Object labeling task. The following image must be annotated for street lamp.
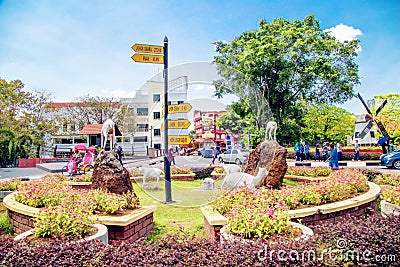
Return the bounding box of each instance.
[149,125,153,148]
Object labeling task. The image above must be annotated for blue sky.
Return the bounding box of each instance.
[0,0,399,114]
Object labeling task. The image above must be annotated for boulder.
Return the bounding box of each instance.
[242,140,287,189]
[91,150,133,194]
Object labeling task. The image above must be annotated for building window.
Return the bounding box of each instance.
[153,112,161,119]
[134,136,147,142]
[137,108,148,116]
[154,129,161,136]
[137,124,148,132]
[154,143,161,149]
[153,94,161,102]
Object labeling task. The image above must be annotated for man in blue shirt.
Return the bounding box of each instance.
[326,143,339,169]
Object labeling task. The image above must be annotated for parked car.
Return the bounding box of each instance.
[218,149,249,165]
[199,148,213,158]
[380,149,400,169]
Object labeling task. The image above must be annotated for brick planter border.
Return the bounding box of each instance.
[3,193,155,243]
[201,182,380,241]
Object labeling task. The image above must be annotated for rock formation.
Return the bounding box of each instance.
[91,150,133,194]
[242,140,287,189]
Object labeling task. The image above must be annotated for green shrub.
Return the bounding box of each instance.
[0,213,13,234]
[381,185,400,206]
[0,179,21,191]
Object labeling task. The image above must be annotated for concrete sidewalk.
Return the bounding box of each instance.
[287,160,381,167]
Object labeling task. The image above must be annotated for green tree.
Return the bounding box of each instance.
[371,94,400,144]
[213,15,360,144]
[60,95,135,135]
[0,78,55,164]
[302,103,354,143]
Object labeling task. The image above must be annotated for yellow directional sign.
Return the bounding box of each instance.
[168,135,191,145]
[161,120,191,131]
[168,103,192,114]
[131,44,164,54]
[131,53,164,64]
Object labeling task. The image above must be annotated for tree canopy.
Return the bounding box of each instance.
[58,95,136,135]
[213,15,360,144]
[0,78,55,166]
[372,94,400,144]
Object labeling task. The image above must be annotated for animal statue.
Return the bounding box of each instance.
[138,166,164,186]
[220,167,268,191]
[265,121,278,141]
[220,163,241,175]
[101,119,115,150]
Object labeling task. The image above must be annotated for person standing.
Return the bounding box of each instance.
[322,142,329,162]
[336,142,343,161]
[388,140,394,153]
[294,142,301,161]
[116,145,123,166]
[315,142,321,161]
[211,146,220,165]
[326,143,339,169]
[168,148,176,165]
[299,142,305,161]
[305,142,310,160]
[353,139,361,161]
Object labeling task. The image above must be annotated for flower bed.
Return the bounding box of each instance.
[3,174,155,243]
[203,169,380,241]
[380,184,400,217]
[286,166,332,177]
[0,179,22,201]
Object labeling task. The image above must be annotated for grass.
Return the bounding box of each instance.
[0,204,13,235]
[132,178,226,239]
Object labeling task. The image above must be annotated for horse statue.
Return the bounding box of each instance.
[101,119,115,150]
[265,121,278,141]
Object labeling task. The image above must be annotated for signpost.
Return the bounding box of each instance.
[168,103,192,114]
[131,54,164,64]
[168,135,191,145]
[131,38,173,203]
[131,44,164,54]
[161,119,191,131]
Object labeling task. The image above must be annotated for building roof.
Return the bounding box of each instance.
[50,102,120,109]
[79,124,122,136]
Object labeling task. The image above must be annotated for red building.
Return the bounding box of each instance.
[193,110,230,151]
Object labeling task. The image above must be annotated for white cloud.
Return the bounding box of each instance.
[324,23,363,52]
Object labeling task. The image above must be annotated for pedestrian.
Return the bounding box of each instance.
[294,142,301,161]
[353,139,361,161]
[388,140,394,153]
[211,146,220,165]
[168,148,176,165]
[315,142,321,161]
[322,142,329,161]
[305,142,310,160]
[326,143,339,169]
[300,142,305,161]
[116,145,123,166]
[336,142,343,161]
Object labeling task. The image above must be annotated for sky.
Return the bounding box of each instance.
[0,0,399,114]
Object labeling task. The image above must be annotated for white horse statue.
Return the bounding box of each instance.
[265,121,278,141]
[101,119,115,150]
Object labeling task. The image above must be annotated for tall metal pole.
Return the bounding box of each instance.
[163,36,172,203]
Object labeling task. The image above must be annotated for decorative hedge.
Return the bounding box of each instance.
[0,215,398,266]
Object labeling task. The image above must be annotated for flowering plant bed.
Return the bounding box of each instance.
[3,174,154,242]
[373,173,400,186]
[205,169,376,241]
[286,166,332,177]
[381,184,400,206]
